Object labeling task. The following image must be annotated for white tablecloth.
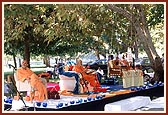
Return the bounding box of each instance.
[9,95,88,111]
[104,96,151,111]
[145,97,165,109]
[122,70,144,88]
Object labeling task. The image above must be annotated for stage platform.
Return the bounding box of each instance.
[4,84,164,111]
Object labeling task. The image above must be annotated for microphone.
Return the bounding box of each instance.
[8,64,16,70]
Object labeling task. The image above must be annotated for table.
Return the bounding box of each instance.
[27,85,164,111]
[4,85,164,111]
[122,70,144,88]
[104,96,151,111]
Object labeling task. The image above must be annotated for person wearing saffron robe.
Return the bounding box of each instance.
[73,58,100,88]
[16,60,48,102]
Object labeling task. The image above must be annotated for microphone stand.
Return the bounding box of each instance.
[8,64,16,71]
[9,65,28,111]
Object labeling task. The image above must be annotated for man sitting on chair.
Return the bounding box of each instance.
[73,58,100,88]
[16,60,48,102]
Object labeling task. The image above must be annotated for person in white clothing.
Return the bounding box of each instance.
[97,67,104,76]
[96,67,104,83]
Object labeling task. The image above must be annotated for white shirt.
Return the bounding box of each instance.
[97,69,104,76]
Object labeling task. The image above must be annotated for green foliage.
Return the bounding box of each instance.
[4,4,164,59]
[147,4,164,27]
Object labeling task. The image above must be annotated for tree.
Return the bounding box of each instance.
[4,4,100,66]
[42,4,133,58]
[107,4,164,83]
[4,4,45,67]
[4,3,164,83]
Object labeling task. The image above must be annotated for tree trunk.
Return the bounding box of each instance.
[133,5,164,83]
[107,4,164,83]
[12,54,17,68]
[44,56,50,67]
[19,58,21,67]
[24,37,30,68]
[150,56,164,84]
[95,47,100,60]
[133,40,139,59]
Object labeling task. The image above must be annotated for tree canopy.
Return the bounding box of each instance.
[4,3,164,62]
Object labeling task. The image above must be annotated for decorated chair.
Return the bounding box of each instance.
[59,74,76,92]
[109,67,122,77]
[58,73,94,94]
[14,73,47,100]
[14,73,31,99]
[108,60,122,77]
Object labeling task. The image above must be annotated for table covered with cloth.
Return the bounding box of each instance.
[122,70,144,88]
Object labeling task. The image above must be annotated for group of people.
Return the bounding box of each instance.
[108,54,134,70]
[14,53,136,102]
[15,58,102,102]
[56,58,101,94]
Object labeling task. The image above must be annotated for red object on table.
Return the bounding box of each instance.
[47,82,60,91]
[47,83,60,99]
[93,87,107,93]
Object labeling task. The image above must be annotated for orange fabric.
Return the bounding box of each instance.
[16,67,34,82]
[29,74,48,102]
[16,67,48,102]
[109,90,133,95]
[113,60,120,68]
[24,96,31,101]
[38,72,50,78]
[120,59,129,66]
[73,65,100,87]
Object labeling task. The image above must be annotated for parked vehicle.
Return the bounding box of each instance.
[143,67,154,82]
[135,57,152,70]
[86,59,108,76]
[135,57,154,81]
[87,57,154,82]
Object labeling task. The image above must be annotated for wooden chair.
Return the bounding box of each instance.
[108,60,122,77]
[108,59,129,77]
[109,67,122,77]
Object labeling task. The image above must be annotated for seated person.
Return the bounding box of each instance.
[108,55,114,69]
[108,55,120,69]
[96,67,104,83]
[108,55,122,77]
[4,75,15,97]
[16,60,48,102]
[73,58,100,89]
[113,56,121,68]
[120,54,129,69]
[56,63,80,94]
